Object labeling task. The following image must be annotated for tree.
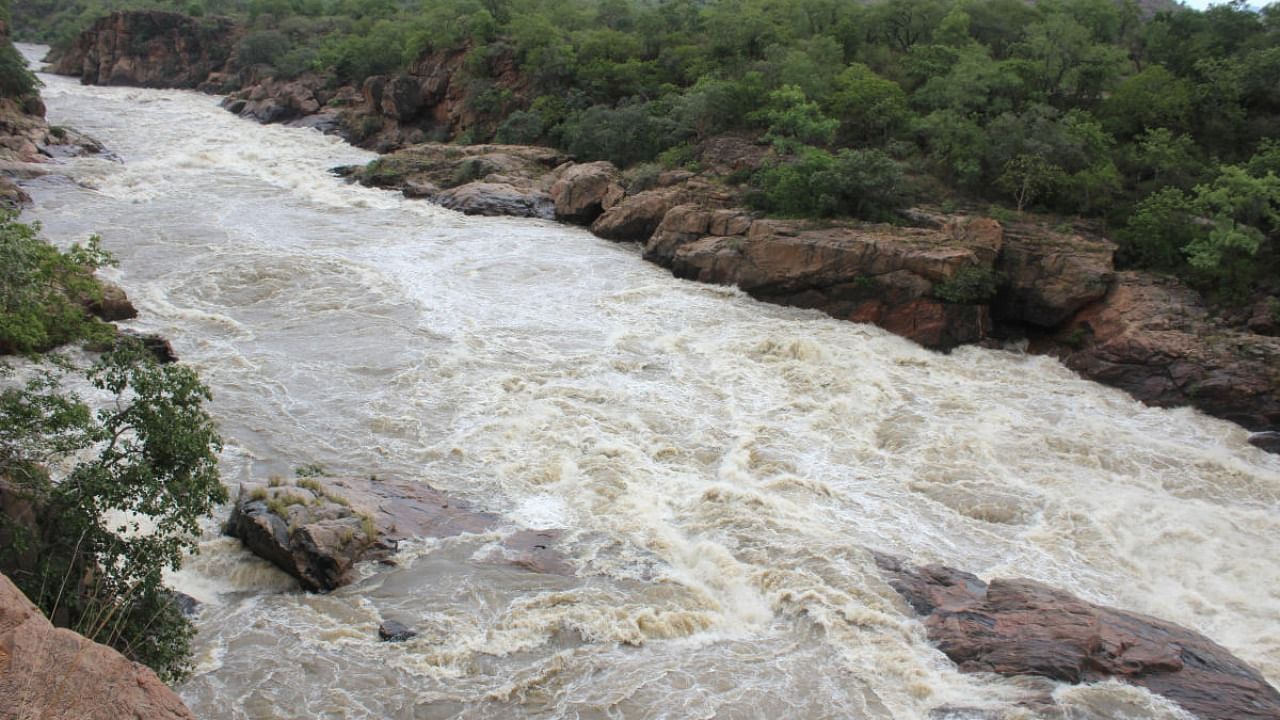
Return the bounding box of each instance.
[998,154,1062,211]
[0,343,225,683]
[0,215,225,682]
[0,212,114,355]
[754,84,839,152]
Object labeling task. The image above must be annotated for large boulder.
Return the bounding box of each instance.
[591,187,683,242]
[0,573,196,720]
[50,11,239,89]
[874,554,1280,720]
[1046,272,1280,433]
[995,224,1115,328]
[548,161,624,224]
[224,476,571,592]
[435,181,554,219]
[666,215,1002,349]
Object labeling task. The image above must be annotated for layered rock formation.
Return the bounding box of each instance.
[873,554,1280,720]
[50,11,239,89]
[1042,272,1280,433]
[0,573,195,720]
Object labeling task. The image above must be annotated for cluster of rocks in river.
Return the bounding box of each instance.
[223,475,571,592]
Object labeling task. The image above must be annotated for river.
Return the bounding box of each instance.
[18,45,1280,720]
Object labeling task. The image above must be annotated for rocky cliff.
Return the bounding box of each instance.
[48,12,1280,449]
[341,142,1280,447]
[0,573,196,720]
[50,10,239,89]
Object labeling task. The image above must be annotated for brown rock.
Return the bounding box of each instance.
[591,188,681,242]
[668,218,998,349]
[549,161,623,223]
[1048,272,1280,432]
[379,75,422,120]
[0,572,196,720]
[51,11,239,89]
[436,181,554,219]
[87,281,137,321]
[643,203,716,265]
[996,224,1115,328]
[874,554,1280,720]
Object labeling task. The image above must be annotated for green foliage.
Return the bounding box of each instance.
[933,265,1004,304]
[0,213,116,355]
[0,37,38,98]
[0,343,224,682]
[494,109,543,144]
[750,146,906,220]
[754,85,838,152]
[997,154,1062,212]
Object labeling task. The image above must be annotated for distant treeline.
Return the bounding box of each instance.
[14,0,1280,304]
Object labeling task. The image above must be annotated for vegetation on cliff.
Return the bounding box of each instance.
[20,0,1280,308]
[0,212,226,682]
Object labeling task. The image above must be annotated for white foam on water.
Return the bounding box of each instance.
[18,45,1280,720]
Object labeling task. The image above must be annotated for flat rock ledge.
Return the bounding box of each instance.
[224,475,570,592]
[873,553,1280,720]
[0,572,195,720]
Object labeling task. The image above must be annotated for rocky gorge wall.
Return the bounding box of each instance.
[44,10,1280,452]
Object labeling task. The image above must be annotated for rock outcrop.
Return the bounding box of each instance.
[547,161,624,224]
[0,573,196,720]
[225,475,570,592]
[1041,272,1280,432]
[873,554,1280,720]
[658,214,1001,349]
[51,11,239,89]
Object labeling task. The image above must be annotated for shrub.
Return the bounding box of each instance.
[494,110,544,145]
[0,213,115,355]
[0,342,225,682]
[933,266,1005,304]
[749,147,907,221]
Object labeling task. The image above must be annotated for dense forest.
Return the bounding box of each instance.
[12,0,1280,306]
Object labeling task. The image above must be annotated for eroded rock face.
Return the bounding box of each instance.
[663,215,1000,349]
[548,161,624,224]
[995,224,1115,328]
[0,573,196,720]
[1045,272,1280,433]
[51,11,239,89]
[873,554,1280,720]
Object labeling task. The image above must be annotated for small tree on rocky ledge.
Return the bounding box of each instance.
[1,344,225,681]
[1,212,226,682]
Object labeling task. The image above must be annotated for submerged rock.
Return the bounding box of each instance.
[378,620,417,642]
[874,553,1280,720]
[0,572,196,720]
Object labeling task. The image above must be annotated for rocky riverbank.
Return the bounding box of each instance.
[0,573,195,720]
[44,10,1280,447]
[55,11,1274,445]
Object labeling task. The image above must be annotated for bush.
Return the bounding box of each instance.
[749,147,907,220]
[0,342,225,682]
[493,110,543,145]
[0,40,38,99]
[933,266,1005,304]
[237,29,291,68]
[0,213,115,355]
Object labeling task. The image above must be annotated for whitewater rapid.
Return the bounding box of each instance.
[19,45,1279,720]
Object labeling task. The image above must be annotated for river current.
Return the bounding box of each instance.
[18,45,1280,720]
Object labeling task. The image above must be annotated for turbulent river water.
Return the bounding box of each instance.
[18,45,1280,720]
